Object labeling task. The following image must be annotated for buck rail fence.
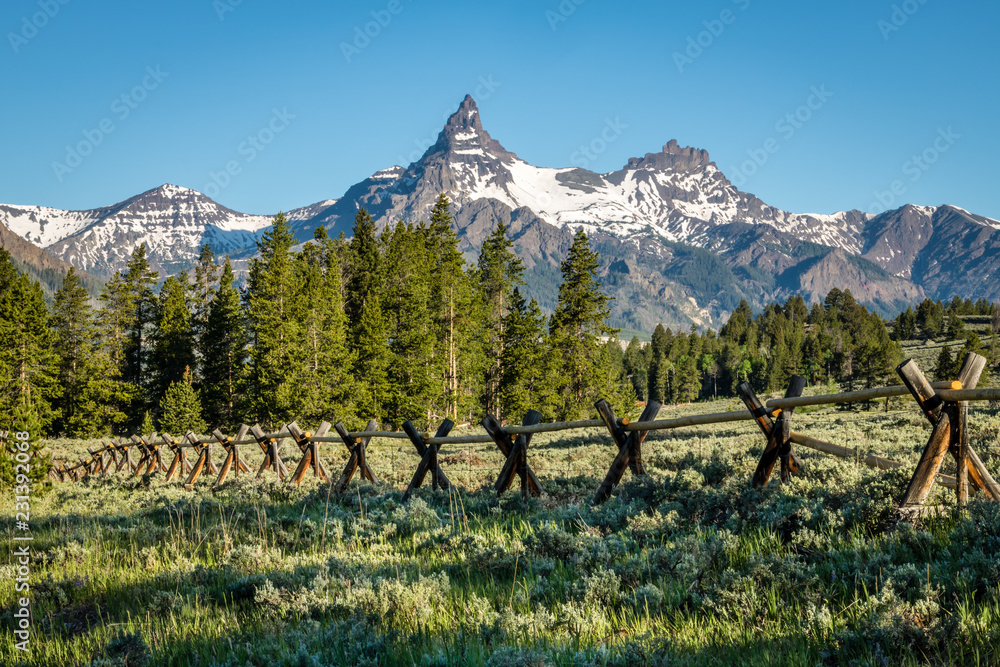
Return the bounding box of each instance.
[29,352,1000,514]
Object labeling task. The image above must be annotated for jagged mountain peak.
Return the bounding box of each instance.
[622,139,714,173]
[420,95,512,164]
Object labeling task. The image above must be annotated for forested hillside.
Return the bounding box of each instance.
[2,194,998,440]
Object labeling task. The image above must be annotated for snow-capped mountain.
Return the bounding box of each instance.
[296,95,871,254]
[0,184,330,278]
[2,95,999,330]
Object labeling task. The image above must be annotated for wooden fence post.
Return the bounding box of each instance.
[213,426,250,485]
[483,411,544,498]
[162,434,190,482]
[488,411,543,499]
[897,354,1000,511]
[333,420,379,494]
[737,376,807,488]
[184,432,210,489]
[402,419,454,501]
[592,399,663,505]
[288,422,332,484]
[251,425,290,479]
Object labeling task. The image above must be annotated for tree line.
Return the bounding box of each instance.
[4,194,1000,448]
[0,195,630,440]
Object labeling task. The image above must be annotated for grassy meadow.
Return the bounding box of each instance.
[5,372,1000,665]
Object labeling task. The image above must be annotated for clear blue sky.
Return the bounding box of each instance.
[1,0,997,219]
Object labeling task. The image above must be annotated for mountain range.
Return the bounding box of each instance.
[3,95,999,331]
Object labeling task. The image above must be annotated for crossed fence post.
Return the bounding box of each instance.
[897,353,1000,513]
[333,420,379,494]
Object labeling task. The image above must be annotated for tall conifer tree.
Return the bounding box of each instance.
[245,213,302,427]
[549,228,616,418]
[201,258,249,429]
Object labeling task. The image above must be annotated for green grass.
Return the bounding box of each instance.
[5,398,1000,666]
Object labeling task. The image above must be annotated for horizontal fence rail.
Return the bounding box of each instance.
[28,353,1000,512]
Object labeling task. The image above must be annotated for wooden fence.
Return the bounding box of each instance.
[26,352,1000,513]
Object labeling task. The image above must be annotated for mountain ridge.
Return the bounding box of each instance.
[2,95,997,330]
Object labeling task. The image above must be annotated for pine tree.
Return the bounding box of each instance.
[476,221,525,417]
[245,213,302,427]
[426,194,478,421]
[151,274,196,405]
[345,207,382,328]
[140,410,155,435]
[647,324,669,403]
[382,223,435,426]
[0,397,52,490]
[90,272,141,436]
[50,268,95,434]
[947,313,966,340]
[121,244,159,394]
[296,227,355,424]
[346,209,390,421]
[0,250,59,432]
[192,243,220,380]
[935,345,956,382]
[499,289,557,421]
[201,258,250,430]
[894,306,917,341]
[623,336,649,400]
[549,228,616,418]
[158,368,207,435]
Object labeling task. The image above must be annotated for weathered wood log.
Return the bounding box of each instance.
[333,420,379,493]
[287,422,332,484]
[955,401,969,506]
[898,353,992,508]
[493,410,543,497]
[484,411,544,496]
[739,377,806,488]
[287,422,331,481]
[592,399,663,505]
[937,388,1000,402]
[162,434,192,482]
[251,424,288,479]
[402,420,454,501]
[898,359,945,424]
[900,409,954,507]
[965,446,1000,501]
[183,432,210,489]
[765,381,961,409]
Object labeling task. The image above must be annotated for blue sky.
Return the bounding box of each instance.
[1,0,997,219]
